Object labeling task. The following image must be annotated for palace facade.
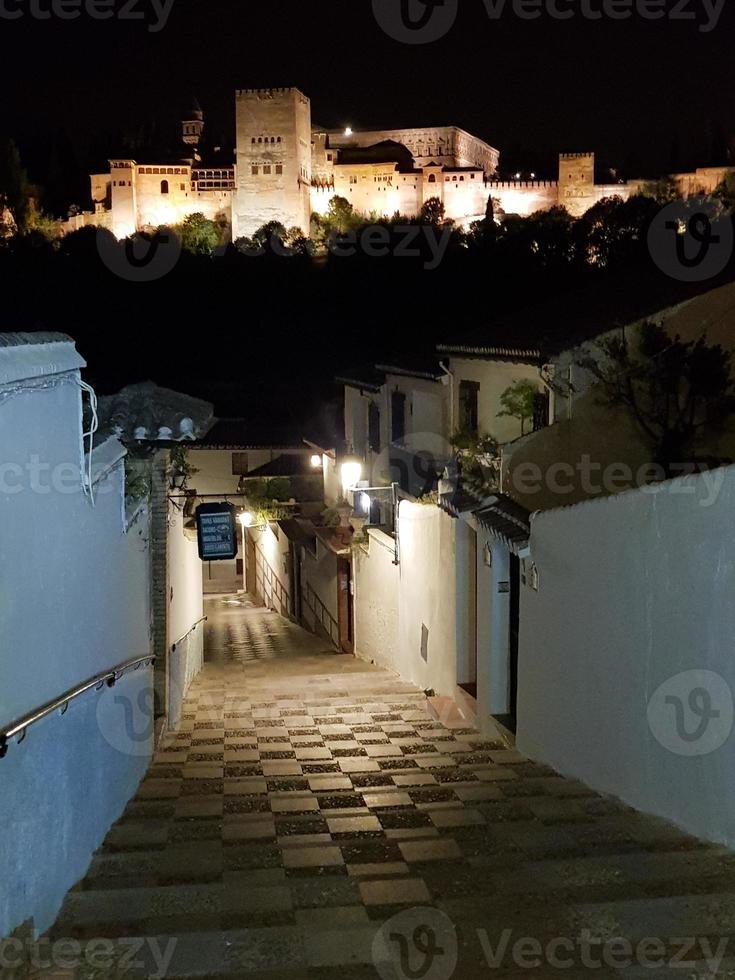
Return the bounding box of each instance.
[62,87,734,240]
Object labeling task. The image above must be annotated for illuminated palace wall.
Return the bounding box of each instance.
[62,89,735,239]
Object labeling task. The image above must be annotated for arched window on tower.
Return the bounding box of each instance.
[161,180,169,195]
[428,174,436,183]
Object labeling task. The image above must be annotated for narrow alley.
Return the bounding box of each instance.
[48,596,735,979]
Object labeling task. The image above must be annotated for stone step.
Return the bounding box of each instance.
[57,923,389,976]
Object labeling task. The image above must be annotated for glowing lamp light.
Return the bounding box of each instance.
[340,457,363,494]
[344,127,353,137]
[239,511,253,528]
[310,454,322,469]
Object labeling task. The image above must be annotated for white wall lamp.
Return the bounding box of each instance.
[340,455,364,496]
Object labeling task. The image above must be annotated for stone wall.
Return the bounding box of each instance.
[234,88,312,238]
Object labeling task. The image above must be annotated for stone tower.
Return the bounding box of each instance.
[182,98,204,162]
[234,87,312,239]
[558,152,596,217]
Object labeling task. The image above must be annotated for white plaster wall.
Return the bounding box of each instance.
[449,358,543,443]
[518,466,735,847]
[395,502,457,696]
[190,448,287,498]
[0,371,152,938]
[167,501,204,727]
[353,529,399,668]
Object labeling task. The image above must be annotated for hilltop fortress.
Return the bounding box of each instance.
[64,87,734,240]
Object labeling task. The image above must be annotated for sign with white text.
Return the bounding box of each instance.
[196,503,238,561]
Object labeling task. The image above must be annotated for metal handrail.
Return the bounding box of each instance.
[0,654,156,759]
[302,583,340,648]
[255,546,290,618]
[171,617,207,652]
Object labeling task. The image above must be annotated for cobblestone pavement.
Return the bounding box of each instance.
[50,597,735,978]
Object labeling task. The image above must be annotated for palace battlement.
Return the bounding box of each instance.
[488,180,558,189]
[560,152,594,160]
[236,87,309,101]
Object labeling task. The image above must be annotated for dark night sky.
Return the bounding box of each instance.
[3,0,735,183]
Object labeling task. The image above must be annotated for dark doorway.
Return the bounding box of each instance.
[508,553,521,731]
[458,526,478,700]
[337,557,354,654]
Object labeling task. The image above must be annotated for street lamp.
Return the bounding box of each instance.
[340,456,363,495]
[310,454,322,469]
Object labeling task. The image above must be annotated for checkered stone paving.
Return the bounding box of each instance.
[48,599,735,978]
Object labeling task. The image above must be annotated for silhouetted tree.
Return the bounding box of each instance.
[579,322,735,474]
[418,196,445,226]
[0,138,32,232]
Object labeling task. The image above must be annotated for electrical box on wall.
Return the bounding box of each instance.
[196,502,238,561]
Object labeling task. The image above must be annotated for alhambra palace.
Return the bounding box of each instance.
[63,86,734,239]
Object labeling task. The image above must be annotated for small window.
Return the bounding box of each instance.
[161,180,169,194]
[428,174,436,183]
[391,391,406,444]
[232,453,249,476]
[252,166,259,175]
[275,164,283,175]
[459,380,480,435]
[263,165,271,175]
[368,402,381,454]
